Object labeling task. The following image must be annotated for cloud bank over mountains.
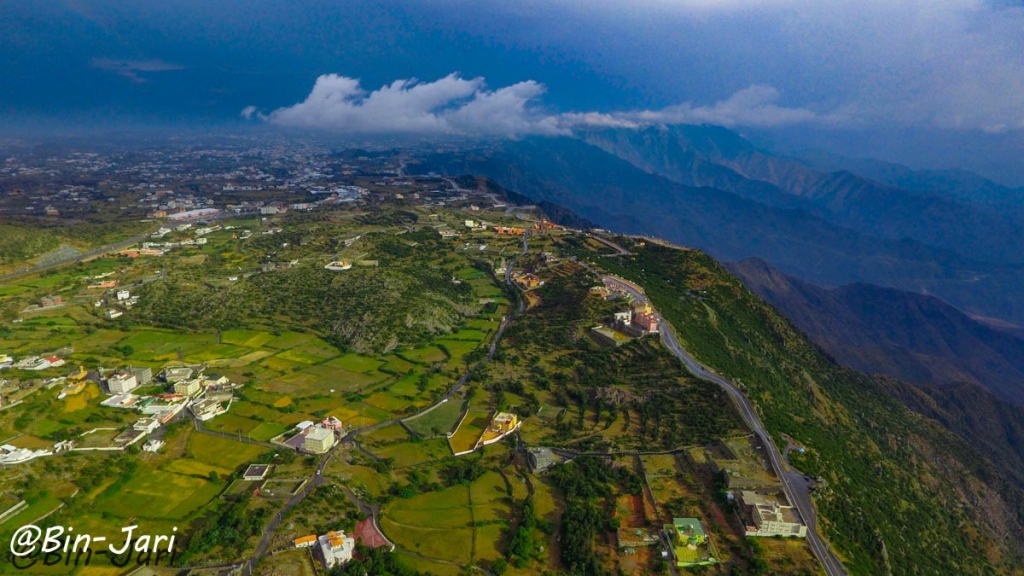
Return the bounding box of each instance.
[254,74,834,136]
[260,74,564,136]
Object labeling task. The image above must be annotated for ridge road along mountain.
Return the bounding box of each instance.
[600,274,848,576]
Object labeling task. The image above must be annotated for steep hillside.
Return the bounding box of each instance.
[880,380,1024,489]
[728,258,1024,405]
[590,241,1024,575]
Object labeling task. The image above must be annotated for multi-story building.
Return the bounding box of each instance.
[132,366,153,385]
[317,531,355,569]
[303,426,336,454]
[173,379,202,397]
[740,491,808,538]
[107,371,138,394]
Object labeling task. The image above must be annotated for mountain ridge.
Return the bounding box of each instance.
[727,257,1024,405]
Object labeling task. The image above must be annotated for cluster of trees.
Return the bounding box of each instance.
[441,457,486,486]
[501,494,552,570]
[547,457,642,575]
[386,468,444,499]
[177,493,270,565]
[73,454,138,493]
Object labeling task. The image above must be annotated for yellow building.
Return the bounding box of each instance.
[491,412,519,434]
[62,380,87,396]
[68,365,88,382]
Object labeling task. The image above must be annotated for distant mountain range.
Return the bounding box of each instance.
[800,151,1024,213]
[416,126,1024,330]
[728,257,1024,405]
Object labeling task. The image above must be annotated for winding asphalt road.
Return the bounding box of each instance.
[601,274,847,576]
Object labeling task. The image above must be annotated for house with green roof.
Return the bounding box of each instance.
[663,517,717,567]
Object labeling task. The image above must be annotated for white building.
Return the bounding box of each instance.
[116,290,131,301]
[740,491,807,538]
[142,439,164,452]
[173,379,202,397]
[317,531,355,569]
[107,371,138,394]
[133,418,160,434]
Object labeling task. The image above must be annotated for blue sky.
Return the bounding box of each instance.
[4,1,1024,182]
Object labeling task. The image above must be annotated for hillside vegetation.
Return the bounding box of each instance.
[595,241,1024,575]
[132,228,478,354]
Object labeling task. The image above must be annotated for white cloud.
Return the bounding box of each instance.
[261,73,565,136]
[558,85,844,130]
[624,85,835,128]
[257,74,840,136]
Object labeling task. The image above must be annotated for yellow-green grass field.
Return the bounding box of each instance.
[331,353,385,373]
[404,399,464,437]
[381,478,514,566]
[336,464,392,498]
[361,423,411,446]
[380,355,416,373]
[221,329,277,348]
[264,331,314,350]
[388,373,428,397]
[394,552,463,576]
[473,523,506,562]
[203,413,289,443]
[256,548,318,576]
[93,466,222,520]
[188,434,268,469]
[448,410,490,454]
[162,458,235,479]
[363,390,423,414]
[373,439,451,468]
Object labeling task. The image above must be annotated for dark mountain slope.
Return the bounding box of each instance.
[418,137,1024,326]
[880,379,1024,489]
[728,257,1024,405]
[582,125,1024,264]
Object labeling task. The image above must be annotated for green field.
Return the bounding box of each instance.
[400,345,447,364]
[382,486,475,564]
[448,410,490,454]
[203,412,287,442]
[188,433,267,470]
[221,329,276,348]
[361,423,411,446]
[373,438,451,468]
[264,331,313,350]
[395,552,463,576]
[380,355,416,373]
[94,466,220,520]
[332,353,384,373]
[163,458,235,478]
[405,399,465,437]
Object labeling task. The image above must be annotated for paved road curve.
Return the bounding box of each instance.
[601,274,848,576]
